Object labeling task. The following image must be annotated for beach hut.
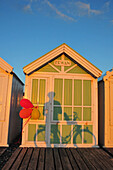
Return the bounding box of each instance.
[0,57,24,146]
[98,69,113,147]
[22,43,102,147]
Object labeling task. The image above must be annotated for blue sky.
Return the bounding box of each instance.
[0,0,113,83]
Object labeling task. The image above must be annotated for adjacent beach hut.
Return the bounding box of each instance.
[0,57,24,146]
[98,69,113,147]
[22,43,102,147]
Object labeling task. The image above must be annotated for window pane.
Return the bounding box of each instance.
[50,125,60,144]
[28,124,36,141]
[64,107,72,121]
[62,125,71,144]
[74,80,82,106]
[83,108,91,121]
[73,107,82,121]
[73,125,82,144]
[31,79,38,104]
[38,106,45,120]
[39,79,46,104]
[84,125,93,144]
[53,107,62,120]
[64,79,72,105]
[37,125,45,141]
[54,79,63,105]
[83,80,91,106]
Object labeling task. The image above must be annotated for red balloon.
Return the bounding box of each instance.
[20,99,34,108]
[19,108,32,118]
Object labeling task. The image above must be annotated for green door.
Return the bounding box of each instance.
[50,78,94,147]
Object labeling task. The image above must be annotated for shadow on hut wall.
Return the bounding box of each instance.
[34,91,96,147]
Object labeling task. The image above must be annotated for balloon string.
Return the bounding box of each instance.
[14,115,32,145]
[22,115,32,133]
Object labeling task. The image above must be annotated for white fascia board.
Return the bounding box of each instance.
[23,44,102,78]
[0,57,13,73]
[103,70,113,81]
[23,47,64,74]
[64,46,102,77]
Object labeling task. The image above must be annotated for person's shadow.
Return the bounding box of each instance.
[34,91,62,147]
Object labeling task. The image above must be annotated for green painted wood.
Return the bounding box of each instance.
[64,79,72,105]
[74,80,82,106]
[37,125,45,141]
[64,55,75,71]
[73,125,82,144]
[83,80,91,106]
[39,79,46,104]
[51,56,62,71]
[50,125,60,144]
[28,124,36,141]
[64,107,72,121]
[62,125,71,144]
[37,64,58,72]
[67,66,88,74]
[53,107,62,120]
[54,79,63,105]
[84,125,93,144]
[83,108,91,121]
[38,106,44,120]
[31,79,38,104]
[73,107,82,121]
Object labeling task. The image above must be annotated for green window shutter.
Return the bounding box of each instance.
[83,108,91,121]
[39,79,46,104]
[73,125,82,144]
[62,125,71,144]
[50,125,60,144]
[83,80,91,106]
[84,125,93,144]
[64,79,72,105]
[54,79,63,105]
[31,79,38,104]
[73,107,82,121]
[53,107,62,121]
[64,107,72,121]
[74,80,82,106]
[37,125,45,141]
[28,124,36,141]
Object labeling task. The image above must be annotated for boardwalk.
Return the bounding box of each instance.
[1,147,113,170]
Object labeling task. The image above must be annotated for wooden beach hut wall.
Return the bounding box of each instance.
[22,43,102,147]
[98,69,113,147]
[0,57,24,146]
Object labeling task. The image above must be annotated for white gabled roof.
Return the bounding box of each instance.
[0,57,13,73]
[23,43,102,78]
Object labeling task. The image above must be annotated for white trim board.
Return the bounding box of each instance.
[23,44,102,78]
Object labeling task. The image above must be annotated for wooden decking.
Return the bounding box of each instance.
[1,147,113,169]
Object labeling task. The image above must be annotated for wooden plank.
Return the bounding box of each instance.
[45,148,55,170]
[85,148,108,169]
[28,148,40,170]
[0,148,7,156]
[2,148,22,170]
[19,148,33,170]
[95,148,113,167]
[11,148,28,170]
[53,148,62,170]
[77,148,96,170]
[37,148,45,170]
[59,148,72,170]
[65,148,79,170]
[70,148,89,170]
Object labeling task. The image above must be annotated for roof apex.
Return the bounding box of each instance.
[0,57,13,73]
[23,43,102,78]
